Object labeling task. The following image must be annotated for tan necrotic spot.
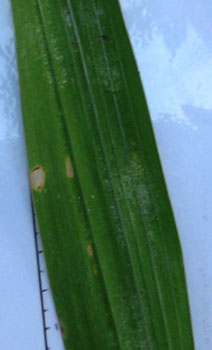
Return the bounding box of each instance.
[66,156,74,179]
[30,166,45,192]
[86,244,93,258]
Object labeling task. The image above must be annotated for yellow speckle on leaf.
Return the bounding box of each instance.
[66,156,74,179]
[86,244,93,258]
[132,152,137,161]
[30,166,45,192]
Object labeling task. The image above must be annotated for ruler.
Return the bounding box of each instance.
[31,202,64,350]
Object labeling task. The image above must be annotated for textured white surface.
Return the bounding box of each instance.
[0,1,63,349]
[120,1,212,349]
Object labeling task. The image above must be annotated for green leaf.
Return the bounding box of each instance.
[11,0,194,349]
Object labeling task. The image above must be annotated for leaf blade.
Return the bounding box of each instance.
[12,0,194,349]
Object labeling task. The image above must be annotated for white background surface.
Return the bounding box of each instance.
[1,0,212,348]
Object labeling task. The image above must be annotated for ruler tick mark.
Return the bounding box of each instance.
[42,289,48,293]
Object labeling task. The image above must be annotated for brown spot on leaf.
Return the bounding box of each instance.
[60,324,66,338]
[86,244,93,258]
[66,157,74,179]
[30,166,45,192]
[56,314,67,340]
[58,319,66,339]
